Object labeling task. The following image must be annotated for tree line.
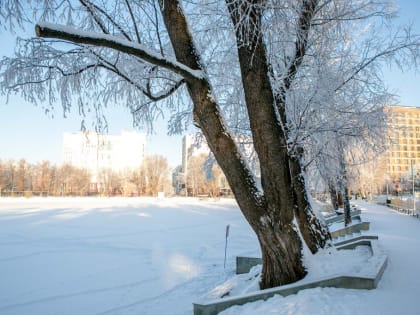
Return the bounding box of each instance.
[0,155,172,197]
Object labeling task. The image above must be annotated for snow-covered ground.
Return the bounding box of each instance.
[0,197,258,315]
[221,201,420,315]
[0,198,419,314]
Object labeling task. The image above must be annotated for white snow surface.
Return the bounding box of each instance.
[0,198,418,314]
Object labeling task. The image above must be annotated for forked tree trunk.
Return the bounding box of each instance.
[160,0,307,288]
[225,1,309,287]
[226,0,330,257]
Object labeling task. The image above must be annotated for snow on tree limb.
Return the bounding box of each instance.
[35,22,205,82]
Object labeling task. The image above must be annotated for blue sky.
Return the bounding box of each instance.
[381,0,420,106]
[0,1,419,167]
[0,33,184,167]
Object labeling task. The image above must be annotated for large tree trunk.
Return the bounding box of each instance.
[225,1,308,287]
[267,0,329,253]
[256,224,306,288]
[160,1,306,288]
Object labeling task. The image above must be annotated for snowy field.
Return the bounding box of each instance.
[0,198,419,314]
[0,197,258,315]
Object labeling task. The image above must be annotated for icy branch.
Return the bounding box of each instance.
[35,22,205,81]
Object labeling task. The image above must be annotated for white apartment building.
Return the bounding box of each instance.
[62,131,146,182]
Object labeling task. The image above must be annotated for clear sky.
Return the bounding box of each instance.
[381,0,420,106]
[0,33,185,167]
[0,0,419,167]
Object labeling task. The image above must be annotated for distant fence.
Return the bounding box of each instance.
[0,191,129,197]
[0,190,138,197]
[0,191,50,197]
[386,198,420,218]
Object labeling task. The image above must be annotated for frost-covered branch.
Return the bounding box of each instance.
[0,0,27,29]
[282,0,319,92]
[35,22,204,81]
[124,0,141,43]
[335,39,420,93]
[84,50,186,102]
[78,0,110,36]
[132,78,185,112]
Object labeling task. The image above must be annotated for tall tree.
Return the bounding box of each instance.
[128,166,147,196]
[97,168,122,196]
[144,155,169,196]
[186,154,208,196]
[15,159,27,192]
[1,0,419,288]
[4,160,16,193]
[0,159,5,193]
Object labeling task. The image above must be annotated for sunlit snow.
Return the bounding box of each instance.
[0,198,419,314]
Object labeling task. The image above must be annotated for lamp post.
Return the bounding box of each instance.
[385,176,391,205]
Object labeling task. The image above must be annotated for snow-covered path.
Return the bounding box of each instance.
[222,201,420,315]
[360,201,420,315]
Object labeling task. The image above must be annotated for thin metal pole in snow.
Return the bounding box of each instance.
[224,224,230,269]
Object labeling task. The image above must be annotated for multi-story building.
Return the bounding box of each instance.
[385,105,420,179]
[62,131,146,190]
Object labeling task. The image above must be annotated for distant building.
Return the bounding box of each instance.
[385,105,420,179]
[62,131,146,190]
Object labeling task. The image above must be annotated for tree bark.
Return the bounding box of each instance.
[267,0,330,253]
[256,224,306,289]
[161,0,307,288]
[338,141,352,226]
[328,182,339,211]
[289,150,330,253]
[158,0,263,225]
[225,1,308,287]
[343,185,352,226]
[337,191,344,208]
